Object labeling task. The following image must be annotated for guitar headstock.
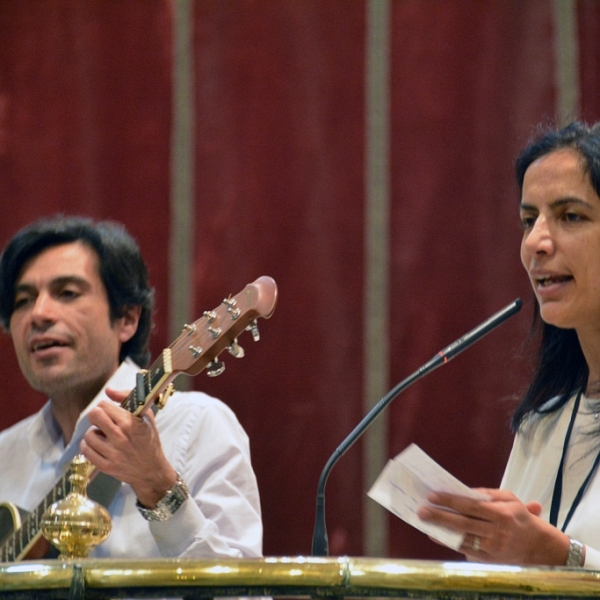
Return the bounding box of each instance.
[169,275,278,377]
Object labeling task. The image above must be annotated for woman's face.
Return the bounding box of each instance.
[520,148,600,333]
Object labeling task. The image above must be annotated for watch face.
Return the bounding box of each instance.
[137,476,190,521]
[566,539,584,567]
[139,504,171,522]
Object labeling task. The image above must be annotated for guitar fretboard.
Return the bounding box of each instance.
[0,470,70,562]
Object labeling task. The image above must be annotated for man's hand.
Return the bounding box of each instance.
[417,488,570,566]
[80,388,178,508]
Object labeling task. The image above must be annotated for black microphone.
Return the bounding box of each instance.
[311,298,523,556]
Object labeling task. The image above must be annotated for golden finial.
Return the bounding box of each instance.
[41,454,112,559]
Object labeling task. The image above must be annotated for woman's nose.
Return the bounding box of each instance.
[523,215,554,256]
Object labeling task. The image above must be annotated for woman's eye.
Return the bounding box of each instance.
[563,212,583,223]
[520,215,535,229]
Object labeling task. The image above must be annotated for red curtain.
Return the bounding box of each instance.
[1,0,600,560]
[190,0,366,556]
[0,0,172,421]
[386,0,556,560]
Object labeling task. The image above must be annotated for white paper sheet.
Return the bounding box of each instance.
[367,443,489,550]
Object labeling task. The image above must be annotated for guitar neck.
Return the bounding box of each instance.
[0,351,175,561]
[121,350,174,416]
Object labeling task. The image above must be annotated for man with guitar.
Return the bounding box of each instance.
[0,215,264,560]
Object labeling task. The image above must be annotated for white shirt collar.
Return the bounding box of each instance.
[30,358,141,468]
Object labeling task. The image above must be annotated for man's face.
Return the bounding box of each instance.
[9,242,137,403]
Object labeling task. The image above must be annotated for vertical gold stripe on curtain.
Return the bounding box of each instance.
[169,0,196,382]
[364,0,391,557]
[553,0,580,124]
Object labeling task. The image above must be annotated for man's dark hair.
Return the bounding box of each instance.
[0,215,154,367]
[512,121,600,430]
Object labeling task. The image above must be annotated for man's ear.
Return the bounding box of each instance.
[116,305,142,343]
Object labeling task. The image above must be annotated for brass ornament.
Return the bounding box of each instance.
[41,454,111,559]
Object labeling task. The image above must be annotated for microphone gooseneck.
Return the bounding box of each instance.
[311,298,523,556]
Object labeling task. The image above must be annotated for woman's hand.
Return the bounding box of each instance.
[417,488,571,566]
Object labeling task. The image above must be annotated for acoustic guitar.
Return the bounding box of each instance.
[0,276,277,561]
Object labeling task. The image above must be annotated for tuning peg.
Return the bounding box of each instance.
[246,320,260,342]
[223,297,241,320]
[203,310,217,323]
[208,326,222,339]
[227,339,245,358]
[189,345,203,358]
[182,323,196,335]
[206,359,225,377]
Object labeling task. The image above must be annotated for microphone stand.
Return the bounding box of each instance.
[311,298,522,556]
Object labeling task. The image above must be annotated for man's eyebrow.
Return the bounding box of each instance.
[14,275,90,292]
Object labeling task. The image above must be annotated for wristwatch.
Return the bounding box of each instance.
[136,472,190,522]
[566,537,585,567]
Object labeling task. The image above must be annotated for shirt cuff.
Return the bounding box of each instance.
[583,545,600,570]
[147,497,205,556]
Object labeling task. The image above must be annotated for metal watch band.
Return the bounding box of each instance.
[136,472,190,522]
[566,538,585,567]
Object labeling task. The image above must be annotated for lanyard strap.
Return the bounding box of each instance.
[549,390,600,531]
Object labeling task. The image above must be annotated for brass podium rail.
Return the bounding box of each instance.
[1,556,600,599]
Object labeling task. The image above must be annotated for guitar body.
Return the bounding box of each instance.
[0,502,23,542]
[0,502,51,559]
